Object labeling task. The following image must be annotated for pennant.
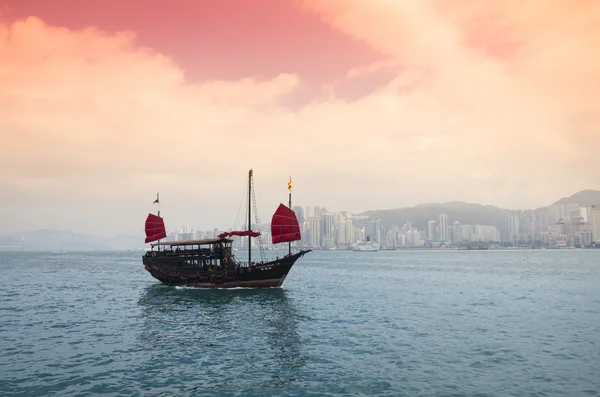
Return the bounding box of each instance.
[153,193,159,204]
[287,176,292,191]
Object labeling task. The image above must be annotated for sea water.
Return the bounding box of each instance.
[1,249,599,396]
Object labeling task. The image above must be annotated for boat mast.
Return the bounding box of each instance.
[156,192,161,248]
[288,176,292,255]
[248,169,252,265]
[288,185,292,255]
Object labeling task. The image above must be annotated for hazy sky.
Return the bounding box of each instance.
[1,0,599,236]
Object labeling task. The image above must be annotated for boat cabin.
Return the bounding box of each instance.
[146,238,234,269]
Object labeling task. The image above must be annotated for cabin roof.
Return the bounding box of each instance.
[151,238,231,247]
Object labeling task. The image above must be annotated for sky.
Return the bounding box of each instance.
[1,0,599,237]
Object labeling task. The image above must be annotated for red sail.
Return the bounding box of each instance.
[218,231,261,238]
[271,203,301,244]
[145,213,167,243]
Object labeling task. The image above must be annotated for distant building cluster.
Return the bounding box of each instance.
[430,214,501,246]
[166,202,600,250]
[507,204,600,248]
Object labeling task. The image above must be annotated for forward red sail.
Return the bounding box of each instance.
[145,213,167,243]
[218,231,261,238]
[271,204,301,244]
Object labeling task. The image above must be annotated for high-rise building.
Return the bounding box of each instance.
[591,205,600,243]
[427,220,437,242]
[305,205,313,220]
[333,212,342,226]
[529,219,539,241]
[355,227,365,243]
[365,220,377,240]
[321,213,334,239]
[508,213,520,242]
[579,207,589,223]
[345,219,354,243]
[292,206,305,224]
[309,217,321,247]
[314,206,323,220]
[550,205,565,223]
[438,213,448,242]
[473,225,500,242]
[460,224,473,242]
[580,231,592,246]
[336,218,354,245]
[337,220,347,245]
[407,228,420,245]
[452,221,461,244]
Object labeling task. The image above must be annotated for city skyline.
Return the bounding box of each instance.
[2,1,599,236]
[153,199,600,249]
[2,194,599,250]
[2,187,600,238]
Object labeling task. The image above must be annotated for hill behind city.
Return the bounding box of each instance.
[362,189,600,235]
[2,189,598,251]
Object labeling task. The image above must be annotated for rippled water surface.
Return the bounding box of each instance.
[1,249,599,396]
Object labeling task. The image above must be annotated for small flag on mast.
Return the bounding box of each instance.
[288,176,292,191]
[153,193,159,204]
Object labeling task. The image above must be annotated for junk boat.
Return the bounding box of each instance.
[142,170,311,288]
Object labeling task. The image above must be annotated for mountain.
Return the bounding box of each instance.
[362,201,511,234]
[361,189,600,235]
[3,190,598,250]
[551,190,600,207]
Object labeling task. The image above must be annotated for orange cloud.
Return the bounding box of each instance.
[299,0,600,190]
[1,6,599,235]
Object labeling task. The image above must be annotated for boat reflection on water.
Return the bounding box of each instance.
[136,284,307,390]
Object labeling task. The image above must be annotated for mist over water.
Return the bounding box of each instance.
[1,250,599,396]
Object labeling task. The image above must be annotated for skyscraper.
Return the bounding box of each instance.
[337,220,347,244]
[292,206,305,224]
[427,220,437,241]
[320,213,335,247]
[345,218,354,243]
[314,206,323,220]
[579,207,589,223]
[309,217,321,247]
[452,221,461,244]
[508,213,520,242]
[591,205,600,243]
[321,213,334,238]
[305,205,313,220]
[438,213,448,242]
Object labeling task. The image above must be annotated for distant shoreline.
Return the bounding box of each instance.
[1,246,598,253]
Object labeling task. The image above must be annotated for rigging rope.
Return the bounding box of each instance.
[225,171,269,263]
[231,182,246,232]
[250,175,267,262]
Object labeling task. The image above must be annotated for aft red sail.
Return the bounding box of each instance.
[271,203,301,244]
[218,231,261,238]
[145,213,167,243]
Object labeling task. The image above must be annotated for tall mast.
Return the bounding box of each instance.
[155,192,161,246]
[288,189,292,255]
[288,176,292,255]
[248,169,252,264]
[154,192,160,217]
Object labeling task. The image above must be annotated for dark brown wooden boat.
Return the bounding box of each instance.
[142,170,310,288]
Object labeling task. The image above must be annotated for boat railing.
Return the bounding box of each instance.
[235,260,261,268]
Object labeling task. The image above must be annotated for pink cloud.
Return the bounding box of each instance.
[1,0,386,86]
[300,0,600,152]
[1,4,599,235]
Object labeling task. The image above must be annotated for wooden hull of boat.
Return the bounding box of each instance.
[142,250,310,288]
